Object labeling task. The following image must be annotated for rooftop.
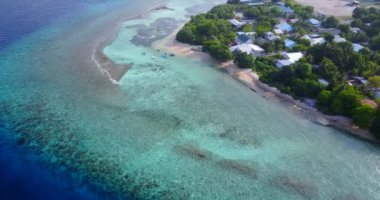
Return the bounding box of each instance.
[353,43,364,52]
[282,52,303,62]
[277,5,294,14]
[318,78,330,86]
[275,59,294,68]
[308,18,321,26]
[237,33,251,44]
[334,35,346,43]
[275,22,293,32]
[230,43,264,54]
[284,39,296,49]
[229,19,244,27]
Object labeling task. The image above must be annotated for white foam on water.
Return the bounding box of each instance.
[91,49,120,85]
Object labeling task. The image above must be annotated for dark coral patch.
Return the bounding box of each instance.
[217,159,258,180]
[271,175,317,199]
[173,144,214,161]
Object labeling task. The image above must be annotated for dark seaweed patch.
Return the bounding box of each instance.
[130,18,182,47]
[132,109,183,130]
[173,144,214,161]
[271,176,317,199]
[219,126,260,147]
[217,159,258,180]
[333,194,361,200]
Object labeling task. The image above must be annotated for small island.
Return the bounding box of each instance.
[176,0,380,139]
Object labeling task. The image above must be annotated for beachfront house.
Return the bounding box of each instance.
[229,19,244,29]
[275,52,303,68]
[284,39,296,49]
[230,43,265,56]
[353,43,364,52]
[275,22,293,33]
[308,18,322,27]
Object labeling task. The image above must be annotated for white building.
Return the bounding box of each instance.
[230,43,265,56]
[302,35,325,46]
[265,32,280,41]
[275,59,294,68]
[334,35,346,43]
[282,52,303,62]
[352,43,364,52]
[274,28,284,35]
[229,19,244,29]
[275,52,304,68]
[308,18,321,27]
[318,78,330,86]
[350,27,362,33]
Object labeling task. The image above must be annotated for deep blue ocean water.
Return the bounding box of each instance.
[0,0,120,50]
[0,0,78,49]
[0,128,103,200]
[0,0,122,199]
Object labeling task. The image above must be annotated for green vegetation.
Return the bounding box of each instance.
[234,52,255,69]
[370,109,380,138]
[177,1,380,137]
[322,16,339,28]
[260,61,324,98]
[369,76,380,88]
[352,105,376,128]
[176,5,237,61]
[351,7,380,50]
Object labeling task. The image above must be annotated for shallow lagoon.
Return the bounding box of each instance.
[1,0,380,199]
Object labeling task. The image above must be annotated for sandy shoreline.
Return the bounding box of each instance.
[152,23,379,144]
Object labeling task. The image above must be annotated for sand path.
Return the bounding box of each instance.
[295,0,355,17]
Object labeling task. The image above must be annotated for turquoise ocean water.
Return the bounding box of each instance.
[1,0,380,199]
